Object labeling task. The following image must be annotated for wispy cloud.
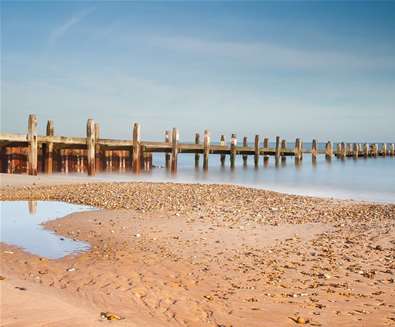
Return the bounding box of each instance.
[49,7,95,46]
[152,35,395,72]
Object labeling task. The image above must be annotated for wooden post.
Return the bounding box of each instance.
[263,137,269,162]
[86,119,96,176]
[220,135,226,166]
[94,123,101,172]
[353,143,359,159]
[165,130,170,169]
[254,135,259,167]
[230,134,237,168]
[295,138,301,161]
[195,133,200,168]
[203,129,210,170]
[275,136,280,160]
[242,136,248,165]
[340,142,346,159]
[43,120,54,174]
[390,144,395,156]
[363,143,369,157]
[171,128,179,172]
[281,139,287,161]
[372,143,378,157]
[132,123,141,173]
[325,141,333,160]
[381,143,387,157]
[27,114,38,175]
[311,139,317,161]
[65,149,69,173]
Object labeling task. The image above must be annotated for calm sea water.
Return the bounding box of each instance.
[0,201,94,259]
[92,151,395,204]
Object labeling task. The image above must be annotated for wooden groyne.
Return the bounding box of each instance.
[0,114,393,176]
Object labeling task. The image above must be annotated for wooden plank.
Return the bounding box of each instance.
[281,139,287,161]
[230,134,237,168]
[195,133,200,168]
[0,133,28,143]
[86,119,96,176]
[203,130,210,170]
[27,114,38,175]
[44,120,54,174]
[390,144,395,156]
[171,128,179,172]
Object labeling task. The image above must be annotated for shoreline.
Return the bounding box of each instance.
[1,172,393,206]
[1,174,395,326]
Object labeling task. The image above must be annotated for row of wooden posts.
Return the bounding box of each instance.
[0,115,394,176]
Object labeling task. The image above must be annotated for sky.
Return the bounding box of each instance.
[1,1,395,142]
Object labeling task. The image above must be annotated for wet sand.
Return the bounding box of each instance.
[1,174,394,326]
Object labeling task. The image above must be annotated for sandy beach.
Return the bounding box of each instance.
[1,174,394,326]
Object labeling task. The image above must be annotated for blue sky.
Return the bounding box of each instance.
[1,1,394,142]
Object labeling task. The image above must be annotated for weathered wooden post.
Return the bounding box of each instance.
[254,135,259,167]
[381,143,387,157]
[390,144,395,156]
[27,114,38,175]
[132,123,141,173]
[171,128,179,172]
[86,119,96,176]
[195,133,200,168]
[340,142,346,159]
[203,129,210,170]
[325,141,333,160]
[372,143,378,157]
[363,143,369,157]
[242,136,248,165]
[165,130,170,169]
[353,143,359,159]
[275,136,280,160]
[263,137,269,163]
[220,135,226,166]
[43,120,54,174]
[295,138,301,161]
[230,133,237,168]
[311,139,317,161]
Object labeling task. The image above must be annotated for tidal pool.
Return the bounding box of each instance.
[0,201,94,259]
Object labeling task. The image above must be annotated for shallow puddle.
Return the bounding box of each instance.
[0,201,94,259]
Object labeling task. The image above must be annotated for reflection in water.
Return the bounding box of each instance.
[28,200,37,214]
[0,201,94,259]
